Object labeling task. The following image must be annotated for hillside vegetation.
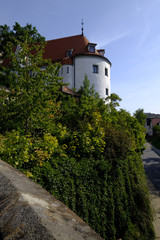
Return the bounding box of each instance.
[0,23,155,240]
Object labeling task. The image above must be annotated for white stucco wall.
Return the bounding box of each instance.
[74,55,111,100]
[59,65,74,88]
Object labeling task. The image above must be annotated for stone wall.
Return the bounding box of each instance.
[0,159,103,240]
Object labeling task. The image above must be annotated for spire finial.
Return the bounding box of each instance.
[81,19,84,36]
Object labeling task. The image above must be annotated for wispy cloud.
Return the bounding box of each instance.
[98,31,131,48]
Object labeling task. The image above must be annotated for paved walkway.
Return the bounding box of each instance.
[142,142,160,239]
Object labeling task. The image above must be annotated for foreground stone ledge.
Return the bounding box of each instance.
[0,159,103,240]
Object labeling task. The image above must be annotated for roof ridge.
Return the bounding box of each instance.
[46,34,87,42]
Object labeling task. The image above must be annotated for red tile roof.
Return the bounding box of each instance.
[1,34,111,67]
[44,34,101,64]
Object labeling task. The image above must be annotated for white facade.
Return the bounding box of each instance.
[59,65,74,88]
[59,55,111,100]
[74,55,110,99]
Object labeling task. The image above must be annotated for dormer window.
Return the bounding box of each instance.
[87,43,97,53]
[89,45,95,53]
[66,49,74,57]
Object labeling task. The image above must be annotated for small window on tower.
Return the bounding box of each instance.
[67,66,69,74]
[93,65,98,74]
[105,68,108,76]
[106,88,108,95]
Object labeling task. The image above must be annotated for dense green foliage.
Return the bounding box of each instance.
[0,23,62,134]
[0,23,155,240]
[0,22,45,61]
[134,108,146,126]
[147,125,160,149]
[153,125,160,137]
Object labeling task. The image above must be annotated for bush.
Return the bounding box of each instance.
[153,125,160,137]
[146,125,160,149]
[0,65,155,239]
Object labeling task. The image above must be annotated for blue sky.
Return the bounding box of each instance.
[1,0,160,114]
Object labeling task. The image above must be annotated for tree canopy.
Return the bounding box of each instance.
[0,23,62,134]
[134,108,146,126]
[0,22,45,61]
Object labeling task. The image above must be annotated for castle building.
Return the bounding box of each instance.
[43,34,111,100]
[1,30,112,100]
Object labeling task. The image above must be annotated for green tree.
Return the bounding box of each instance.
[106,93,122,109]
[153,125,160,136]
[134,108,146,126]
[0,22,45,61]
[78,74,100,98]
[0,23,62,134]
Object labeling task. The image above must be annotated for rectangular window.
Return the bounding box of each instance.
[93,65,98,74]
[106,88,108,95]
[67,66,69,74]
[105,68,108,76]
[61,67,63,74]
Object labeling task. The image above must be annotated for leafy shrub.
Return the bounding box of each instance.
[153,125,160,137]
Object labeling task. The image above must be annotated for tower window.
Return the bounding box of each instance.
[105,68,108,76]
[67,66,69,74]
[61,67,63,74]
[106,88,108,95]
[93,65,98,74]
